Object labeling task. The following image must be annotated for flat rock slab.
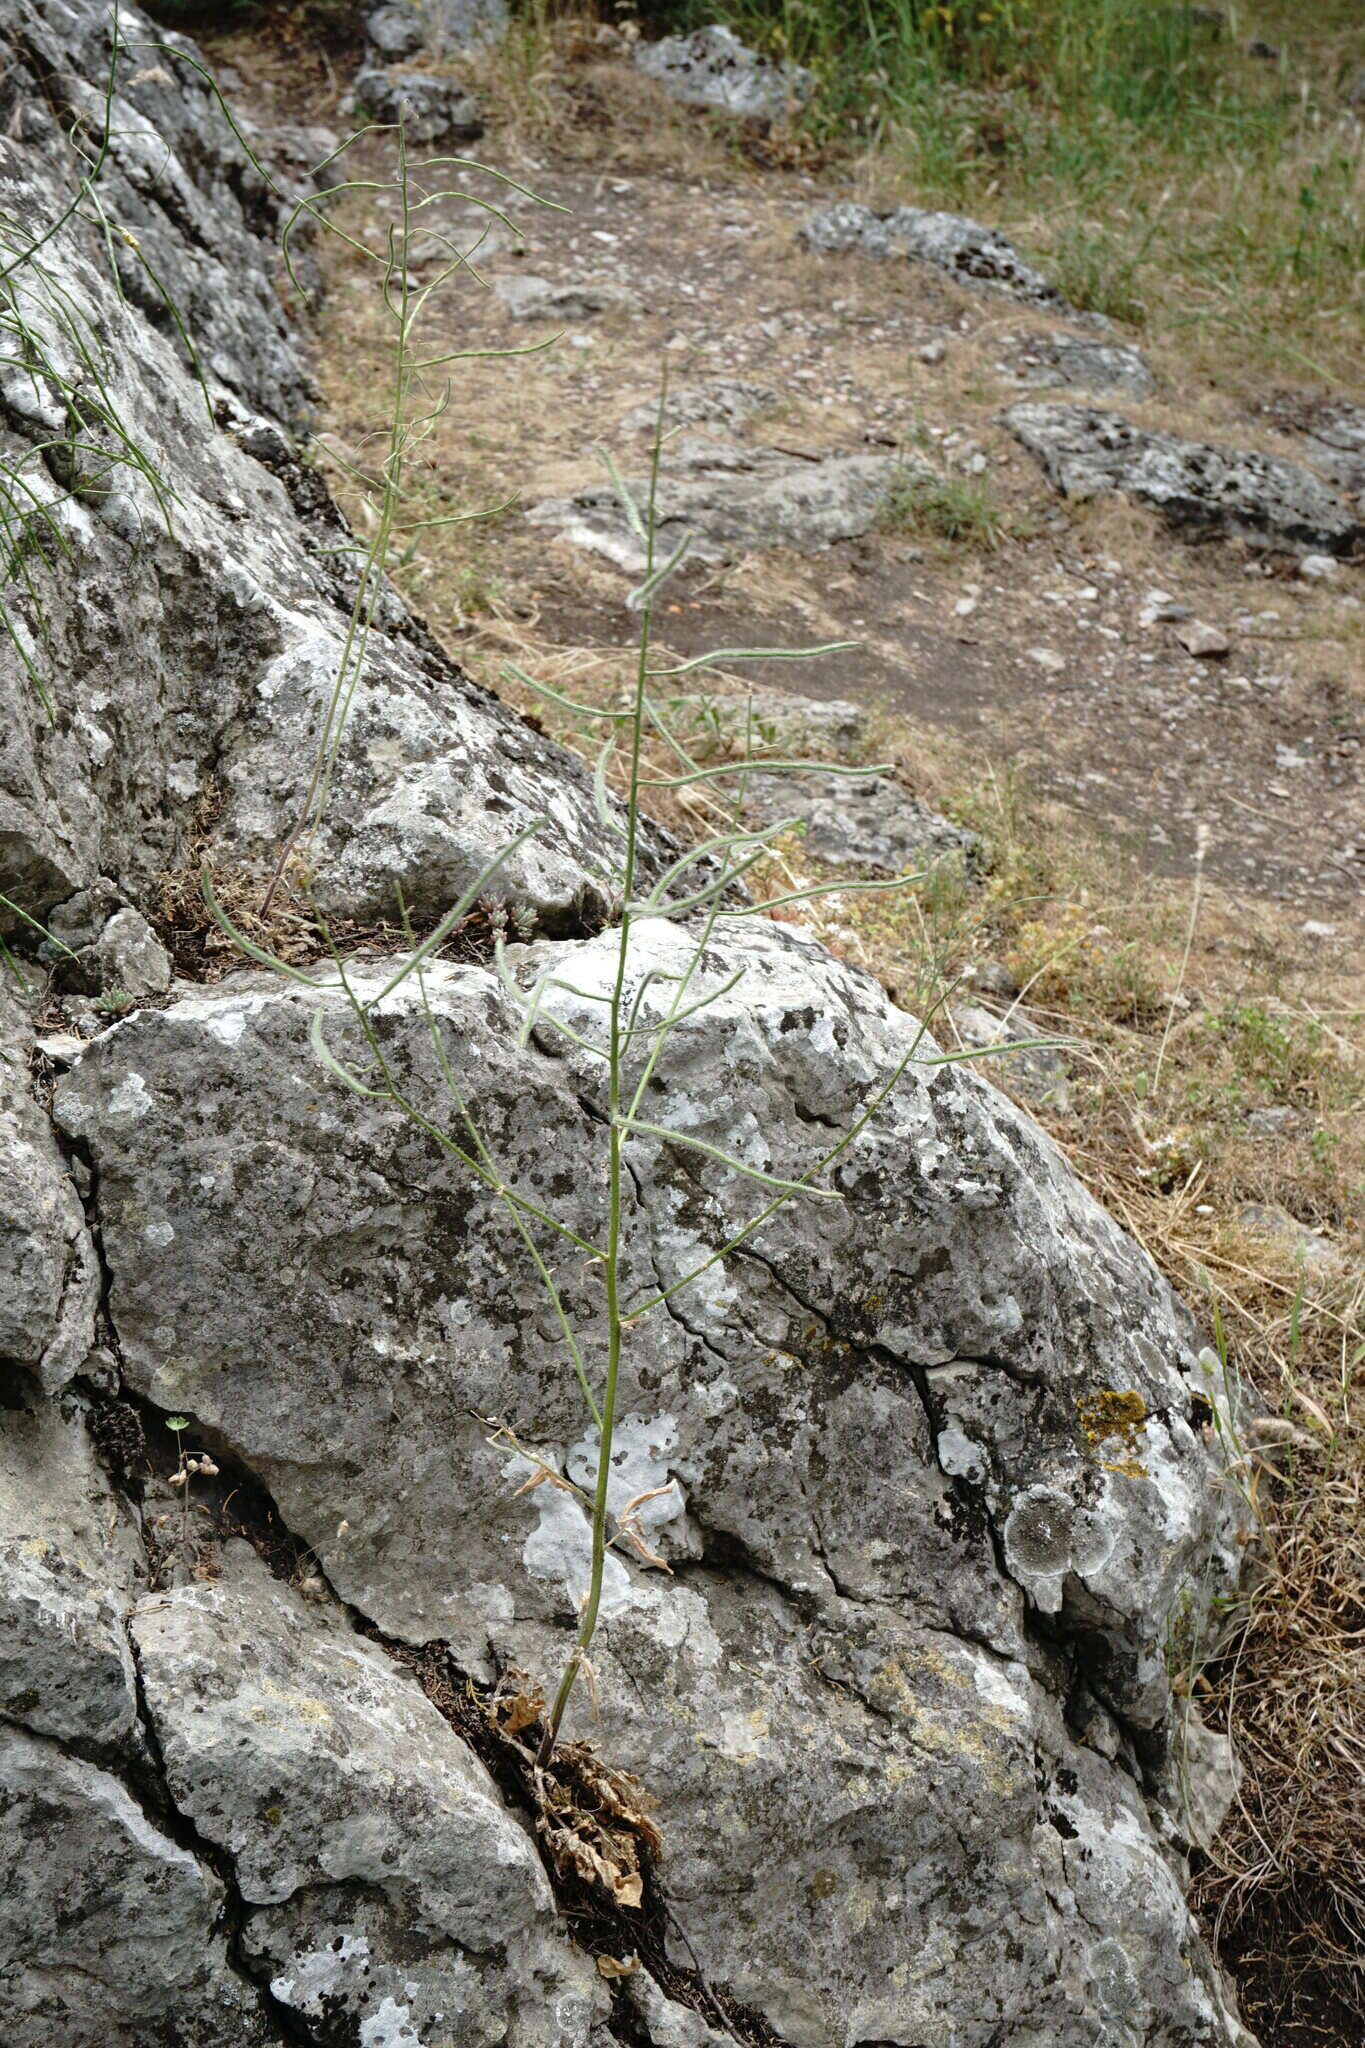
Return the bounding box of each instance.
[802,199,1061,305]
[1006,401,1364,553]
[620,377,775,435]
[744,769,980,875]
[528,440,903,567]
[999,333,1155,397]
[655,687,869,762]
[493,273,634,319]
[634,25,812,119]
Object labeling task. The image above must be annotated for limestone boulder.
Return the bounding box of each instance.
[0,1724,270,2046]
[55,914,1254,2044]
[635,26,812,120]
[803,200,1062,305]
[0,984,99,1394]
[367,0,509,61]
[1006,402,1362,553]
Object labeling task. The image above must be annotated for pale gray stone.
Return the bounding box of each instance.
[1162,1704,1241,1851]
[0,985,99,1394]
[803,200,1061,305]
[0,3,644,933]
[351,65,483,143]
[950,998,1072,1112]
[368,0,509,60]
[494,273,635,320]
[1237,1203,1345,1284]
[620,378,775,435]
[0,1394,143,1752]
[1301,402,1365,496]
[529,440,906,567]
[635,26,812,120]
[1177,619,1231,657]
[55,917,1255,2043]
[132,1550,603,2045]
[0,1724,267,2046]
[1006,402,1362,553]
[1001,333,1156,397]
[657,687,868,763]
[744,768,980,874]
[59,906,173,1002]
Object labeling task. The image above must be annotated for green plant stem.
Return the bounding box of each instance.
[536,382,668,1766]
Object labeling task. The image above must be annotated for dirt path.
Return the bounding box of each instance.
[236,43,1363,916]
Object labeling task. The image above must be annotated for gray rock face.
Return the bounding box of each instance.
[0,985,99,1394]
[0,1723,267,2046]
[0,1,638,933]
[745,769,981,875]
[55,916,1253,2045]
[635,25,812,120]
[529,439,904,567]
[493,273,635,320]
[133,1549,602,2046]
[1006,402,1363,553]
[57,906,173,1002]
[803,199,1061,304]
[367,0,509,60]
[950,998,1072,1112]
[351,64,483,143]
[0,1393,143,1752]
[1001,333,1156,397]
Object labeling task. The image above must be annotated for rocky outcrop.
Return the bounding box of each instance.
[999,334,1156,397]
[0,0,635,933]
[132,1549,600,2046]
[635,25,812,120]
[0,984,99,1394]
[529,438,905,567]
[43,921,1257,2045]
[803,200,1063,305]
[742,770,982,875]
[366,0,509,61]
[350,63,483,142]
[1006,402,1363,553]
[0,7,1260,2046]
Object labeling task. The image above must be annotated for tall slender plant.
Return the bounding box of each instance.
[211,380,1057,1762]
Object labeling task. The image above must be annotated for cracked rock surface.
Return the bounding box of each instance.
[0,0,642,931]
[802,199,1063,305]
[529,438,905,567]
[133,1545,603,2046]
[49,916,1254,2045]
[1006,401,1363,554]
